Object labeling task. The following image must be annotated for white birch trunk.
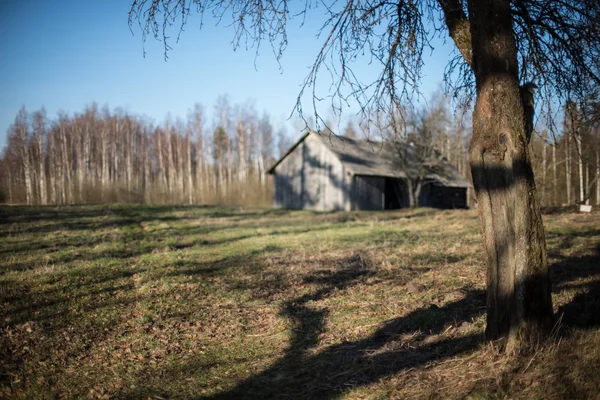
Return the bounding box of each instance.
[186,130,193,204]
[157,131,165,191]
[166,126,174,200]
[60,120,71,203]
[37,131,46,205]
[7,169,12,204]
[17,121,32,205]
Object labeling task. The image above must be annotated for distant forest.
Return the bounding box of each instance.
[0,99,289,206]
[0,97,598,207]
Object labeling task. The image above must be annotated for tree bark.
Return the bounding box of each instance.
[186,129,193,205]
[552,144,557,206]
[466,0,553,342]
[156,130,166,197]
[7,169,12,204]
[101,124,109,200]
[596,142,600,205]
[576,129,584,204]
[60,119,72,204]
[585,165,590,205]
[566,134,571,204]
[541,135,547,207]
[166,124,174,201]
[48,133,56,205]
[16,113,32,205]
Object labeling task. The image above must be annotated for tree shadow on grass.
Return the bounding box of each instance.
[204,235,598,400]
[177,230,595,400]
[554,243,600,329]
[120,253,486,400]
[203,286,484,399]
[0,205,294,238]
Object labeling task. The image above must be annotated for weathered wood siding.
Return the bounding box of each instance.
[272,132,469,211]
[273,141,304,209]
[418,183,433,207]
[351,175,385,210]
[273,134,350,210]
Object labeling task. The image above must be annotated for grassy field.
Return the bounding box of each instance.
[0,205,598,399]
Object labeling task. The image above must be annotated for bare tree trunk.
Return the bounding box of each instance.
[48,133,56,205]
[34,111,47,205]
[178,135,185,203]
[597,144,599,206]
[236,118,247,199]
[192,105,204,204]
[60,119,72,204]
[83,114,91,202]
[7,169,12,204]
[186,129,193,204]
[226,148,232,199]
[257,150,265,188]
[30,152,38,203]
[156,130,166,199]
[414,181,424,208]
[406,179,417,208]
[57,130,65,205]
[166,125,174,201]
[143,127,150,203]
[585,164,590,205]
[125,119,133,196]
[566,134,571,204]
[576,130,584,204]
[16,111,32,205]
[552,144,557,206]
[196,141,205,204]
[541,135,547,207]
[101,124,109,200]
[445,131,451,163]
[112,117,121,199]
[216,165,222,199]
[468,0,552,342]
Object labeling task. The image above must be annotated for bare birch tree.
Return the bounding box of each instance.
[32,109,47,205]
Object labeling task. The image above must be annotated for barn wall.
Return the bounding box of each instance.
[273,141,304,209]
[302,134,350,210]
[273,134,349,210]
[352,175,385,210]
[418,183,433,207]
[272,132,469,211]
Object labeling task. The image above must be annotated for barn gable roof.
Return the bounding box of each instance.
[268,131,471,188]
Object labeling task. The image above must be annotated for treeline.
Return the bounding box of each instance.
[530,103,600,207]
[0,99,294,206]
[1,97,598,208]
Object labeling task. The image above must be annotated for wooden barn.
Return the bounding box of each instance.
[267,131,471,211]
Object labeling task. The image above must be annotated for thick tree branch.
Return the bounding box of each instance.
[437,0,472,68]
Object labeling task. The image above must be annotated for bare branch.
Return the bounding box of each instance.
[437,0,472,68]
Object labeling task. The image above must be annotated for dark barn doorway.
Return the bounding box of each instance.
[384,178,408,210]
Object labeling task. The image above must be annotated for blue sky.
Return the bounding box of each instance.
[0,0,456,149]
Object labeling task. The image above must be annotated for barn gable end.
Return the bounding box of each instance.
[272,133,351,211]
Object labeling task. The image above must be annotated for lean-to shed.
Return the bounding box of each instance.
[267,131,471,211]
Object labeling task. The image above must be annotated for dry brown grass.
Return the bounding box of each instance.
[0,205,598,399]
